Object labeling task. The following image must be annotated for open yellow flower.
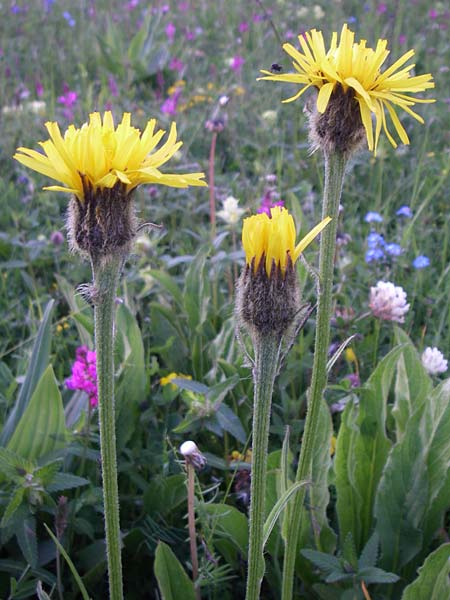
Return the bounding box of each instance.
[242,206,331,276]
[259,25,435,153]
[14,111,207,200]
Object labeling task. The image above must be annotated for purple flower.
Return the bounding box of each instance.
[50,231,64,246]
[429,8,438,19]
[413,255,430,269]
[367,232,385,248]
[179,2,190,10]
[365,211,383,223]
[165,22,176,42]
[385,243,402,257]
[66,346,98,408]
[230,55,245,72]
[161,88,182,116]
[126,0,139,9]
[58,84,77,108]
[238,21,249,33]
[35,80,44,98]
[169,57,184,72]
[63,11,76,27]
[398,34,407,45]
[377,3,387,14]
[365,248,384,263]
[396,205,413,218]
[108,75,119,97]
[344,373,360,388]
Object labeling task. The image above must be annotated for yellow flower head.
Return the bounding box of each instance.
[242,206,331,276]
[259,25,435,153]
[14,111,207,200]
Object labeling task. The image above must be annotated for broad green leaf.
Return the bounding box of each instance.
[358,566,399,584]
[7,366,67,461]
[263,481,307,547]
[392,328,432,439]
[301,549,342,575]
[46,473,89,493]
[375,379,450,572]
[115,303,146,406]
[201,503,248,557]
[44,524,92,600]
[1,488,25,526]
[401,543,450,599]
[55,275,93,346]
[216,403,246,443]
[335,346,403,553]
[358,532,379,569]
[154,541,196,600]
[16,516,37,568]
[148,271,183,312]
[0,300,55,446]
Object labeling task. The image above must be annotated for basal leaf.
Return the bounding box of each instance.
[401,543,450,600]
[154,541,196,600]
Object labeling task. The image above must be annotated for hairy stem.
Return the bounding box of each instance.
[92,255,124,600]
[246,334,281,600]
[281,151,347,600]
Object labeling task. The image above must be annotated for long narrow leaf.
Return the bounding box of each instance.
[263,481,308,547]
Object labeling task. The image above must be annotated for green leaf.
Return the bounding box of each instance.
[374,379,450,572]
[1,488,25,526]
[115,304,146,406]
[301,549,343,575]
[263,481,307,547]
[401,543,450,599]
[46,473,89,493]
[143,474,186,517]
[16,516,37,568]
[154,541,196,600]
[148,271,184,312]
[44,524,92,600]
[358,532,379,569]
[335,346,403,553]
[392,328,432,439]
[358,566,399,584]
[7,366,67,461]
[201,503,248,558]
[183,245,210,332]
[0,300,55,446]
[215,403,246,443]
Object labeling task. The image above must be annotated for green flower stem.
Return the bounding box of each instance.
[281,151,347,600]
[246,333,281,600]
[92,255,124,600]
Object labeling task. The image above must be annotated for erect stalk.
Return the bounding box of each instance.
[186,463,201,600]
[281,151,347,600]
[92,254,124,600]
[245,333,281,600]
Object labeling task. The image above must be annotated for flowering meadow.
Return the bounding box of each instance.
[1,1,450,599]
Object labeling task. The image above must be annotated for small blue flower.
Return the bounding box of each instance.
[367,232,385,248]
[413,255,430,269]
[365,248,385,263]
[347,16,357,23]
[63,11,76,27]
[396,205,413,218]
[365,211,383,223]
[385,243,403,257]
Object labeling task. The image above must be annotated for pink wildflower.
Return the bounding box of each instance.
[165,22,176,42]
[238,21,249,33]
[169,57,185,72]
[66,346,98,408]
[429,9,438,18]
[161,88,182,116]
[377,3,387,14]
[230,55,245,72]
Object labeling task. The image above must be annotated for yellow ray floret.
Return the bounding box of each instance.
[14,111,207,200]
[259,25,435,153]
[242,206,331,276]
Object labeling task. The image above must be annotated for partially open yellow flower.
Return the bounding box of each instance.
[259,25,435,153]
[242,206,331,276]
[14,111,207,200]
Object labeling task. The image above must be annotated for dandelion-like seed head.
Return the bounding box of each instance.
[259,25,435,155]
[236,206,330,337]
[14,111,206,259]
[369,280,410,323]
[179,440,207,470]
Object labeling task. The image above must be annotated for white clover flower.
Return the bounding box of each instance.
[421,347,448,375]
[217,195,245,226]
[313,5,325,19]
[369,281,410,323]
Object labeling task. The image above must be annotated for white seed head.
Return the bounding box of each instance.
[369,281,410,323]
[179,440,206,470]
[421,347,448,375]
[179,440,198,456]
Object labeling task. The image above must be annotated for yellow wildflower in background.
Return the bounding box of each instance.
[242,206,331,276]
[160,372,192,391]
[14,111,207,200]
[259,25,435,152]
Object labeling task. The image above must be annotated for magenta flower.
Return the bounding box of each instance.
[108,75,119,97]
[169,57,184,72]
[161,88,182,116]
[429,9,438,18]
[230,55,245,72]
[377,3,387,14]
[165,22,176,42]
[66,346,98,408]
[258,192,284,216]
[238,21,249,33]
[35,80,44,98]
